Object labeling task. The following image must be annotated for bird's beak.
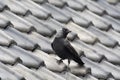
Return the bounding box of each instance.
[68,30,71,33]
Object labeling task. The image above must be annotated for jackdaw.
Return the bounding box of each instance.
[51,28,84,66]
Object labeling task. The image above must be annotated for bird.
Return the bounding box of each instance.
[51,28,84,67]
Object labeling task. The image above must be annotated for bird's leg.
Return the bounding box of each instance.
[57,59,63,64]
[68,59,70,67]
[66,59,70,71]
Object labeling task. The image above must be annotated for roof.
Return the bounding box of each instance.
[0,0,120,80]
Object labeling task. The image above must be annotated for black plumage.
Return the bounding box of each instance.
[51,28,84,66]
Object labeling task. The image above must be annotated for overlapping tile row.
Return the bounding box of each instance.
[0,0,120,79]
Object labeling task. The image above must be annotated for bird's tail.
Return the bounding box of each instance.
[73,57,84,66]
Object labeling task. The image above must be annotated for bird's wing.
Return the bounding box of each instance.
[64,39,79,57]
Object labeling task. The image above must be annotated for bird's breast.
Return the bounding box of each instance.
[52,39,65,52]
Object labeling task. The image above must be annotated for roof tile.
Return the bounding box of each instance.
[33,49,66,72]
[83,74,98,80]
[72,40,103,62]
[98,0,120,18]
[48,0,65,7]
[76,0,105,15]
[0,0,119,79]
[88,26,118,47]
[63,7,91,27]
[81,10,111,30]
[92,43,120,64]
[0,29,14,46]
[32,0,45,3]
[103,15,120,32]
[17,0,50,19]
[1,0,28,15]
[24,15,56,37]
[82,57,110,79]
[8,45,44,68]
[0,10,34,32]
[4,27,38,50]
[45,18,65,30]
[42,3,71,23]
[100,60,120,79]
[106,0,119,4]
[107,29,120,44]
[0,1,7,12]
[70,64,91,76]
[66,0,85,11]
[60,72,83,80]
[37,67,66,80]
[0,17,11,29]
[28,32,54,53]
[66,22,97,44]
[0,62,24,80]
[0,46,21,65]
[10,63,43,80]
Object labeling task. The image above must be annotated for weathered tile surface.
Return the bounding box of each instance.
[0,0,120,79]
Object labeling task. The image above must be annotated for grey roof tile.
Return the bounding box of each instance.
[37,67,66,80]
[113,46,120,57]
[100,60,120,79]
[48,0,65,7]
[4,27,38,50]
[42,3,71,23]
[83,74,98,80]
[63,7,91,27]
[24,15,56,37]
[72,39,103,62]
[107,29,120,44]
[108,78,116,80]
[76,0,105,15]
[28,32,54,53]
[66,22,97,44]
[0,62,24,80]
[88,26,118,47]
[45,18,65,30]
[0,17,11,29]
[0,0,120,79]
[103,15,120,32]
[17,0,50,19]
[8,45,44,68]
[32,0,45,3]
[116,2,120,8]
[66,0,85,11]
[92,43,120,64]
[106,0,119,4]
[10,63,43,80]
[0,1,7,12]
[67,32,78,41]
[0,0,28,15]
[0,10,34,32]
[69,64,91,76]
[98,0,120,18]
[33,49,66,72]
[0,29,14,46]
[81,10,111,30]
[86,0,105,15]
[82,57,110,79]
[60,72,83,80]
[73,0,86,6]
[0,46,21,65]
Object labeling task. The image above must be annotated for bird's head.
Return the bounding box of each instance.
[56,28,71,38]
[62,28,71,38]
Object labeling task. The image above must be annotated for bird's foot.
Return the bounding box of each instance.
[57,59,63,64]
[78,63,85,67]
